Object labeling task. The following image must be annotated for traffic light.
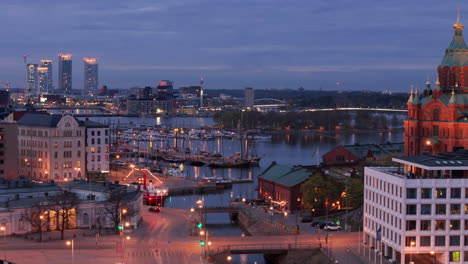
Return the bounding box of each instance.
[197,222,203,229]
[117,225,123,231]
[200,240,205,247]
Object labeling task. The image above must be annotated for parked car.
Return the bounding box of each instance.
[323,223,342,231]
[311,221,322,227]
[149,206,161,213]
[319,221,335,229]
[300,216,313,223]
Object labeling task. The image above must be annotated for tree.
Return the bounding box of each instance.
[346,178,364,209]
[300,171,343,210]
[46,191,80,240]
[21,201,48,242]
[103,189,136,234]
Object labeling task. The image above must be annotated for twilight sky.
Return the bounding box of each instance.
[0,0,466,91]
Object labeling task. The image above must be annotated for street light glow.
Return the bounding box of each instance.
[66,241,72,246]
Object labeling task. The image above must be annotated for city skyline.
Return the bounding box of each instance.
[0,1,467,91]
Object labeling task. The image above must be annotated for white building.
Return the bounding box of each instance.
[364,150,468,264]
[0,179,142,235]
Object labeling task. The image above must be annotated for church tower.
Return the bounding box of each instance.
[404,11,468,155]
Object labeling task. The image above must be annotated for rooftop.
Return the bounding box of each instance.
[258,162,311,187]
[63,180,128,193]
[394,150,468,170]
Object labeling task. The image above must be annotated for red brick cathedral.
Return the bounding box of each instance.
[405,14,468,155]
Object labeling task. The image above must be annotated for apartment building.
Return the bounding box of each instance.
[81,119,109,180]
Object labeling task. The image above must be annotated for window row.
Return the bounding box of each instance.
[406,203,467,215]
[406,219,468,231]
[406,235,468,248]
[365,175,403,198]
[407,187,465,199]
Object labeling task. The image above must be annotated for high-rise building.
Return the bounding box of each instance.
[26,64,38,97]
[83,58,98,97]
[40,60,53,93]
[37,67,49,94]
[155,80,174,100]
[405,14,468,156]
[58,54,72,94]
[244,87,255,108]
[0,91,9,108]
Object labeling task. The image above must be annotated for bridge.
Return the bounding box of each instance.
[303,107,407,113]
[208,242,317,255]
[195,205,243,213]
[253,98,288,110]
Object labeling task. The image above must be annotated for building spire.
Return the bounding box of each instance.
[454,8,464,35]
[425,74,431,90]
[449,88,456,104]
[407,86,414,103]
[413,89,421,104]
[435,74,440,88]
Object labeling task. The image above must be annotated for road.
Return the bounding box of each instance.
[1,206,366,264]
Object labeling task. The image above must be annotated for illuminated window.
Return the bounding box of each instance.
[449,251,460,262]
[91,147,95,153]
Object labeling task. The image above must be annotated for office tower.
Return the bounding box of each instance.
[156,80,174,100]
[37,67,48,94]
[26,64,38,96]
[40,60,53,92]
[58,54,72,94]
[0,91,9,108]
[83,58,98,97]
[405,14,468,156]
[244,87,254,108]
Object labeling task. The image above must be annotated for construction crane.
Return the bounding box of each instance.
[22,54,30,64]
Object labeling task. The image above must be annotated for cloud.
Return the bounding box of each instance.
[74,4,163,16]
[106,64,229,71]
[267,64,435,73]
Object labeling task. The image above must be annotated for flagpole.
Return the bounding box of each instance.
[358,227,361,254]
[380,240,383,264]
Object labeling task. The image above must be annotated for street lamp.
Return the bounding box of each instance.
[66,239,74,264]
[227,255,232,261]
[0,226,6,242]
[39,215,45,249]
[430,250,435,264]
[410,241,415,264]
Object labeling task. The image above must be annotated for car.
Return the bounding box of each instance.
[300,216,313,223]
[148,206,161,213]
[323,223,342,231]
[310,221,322,227]
[319,221,335,229]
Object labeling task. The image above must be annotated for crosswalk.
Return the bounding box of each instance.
[127,249,180,257]
[125,249,201,264]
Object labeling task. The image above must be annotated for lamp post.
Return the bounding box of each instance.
[0,225,6,261]
[66,239,74,264]
[39,215,44,249]
[0,226,5,242]
[430,250,435,264]
[119,208,127,264]
[410,241,415,264]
